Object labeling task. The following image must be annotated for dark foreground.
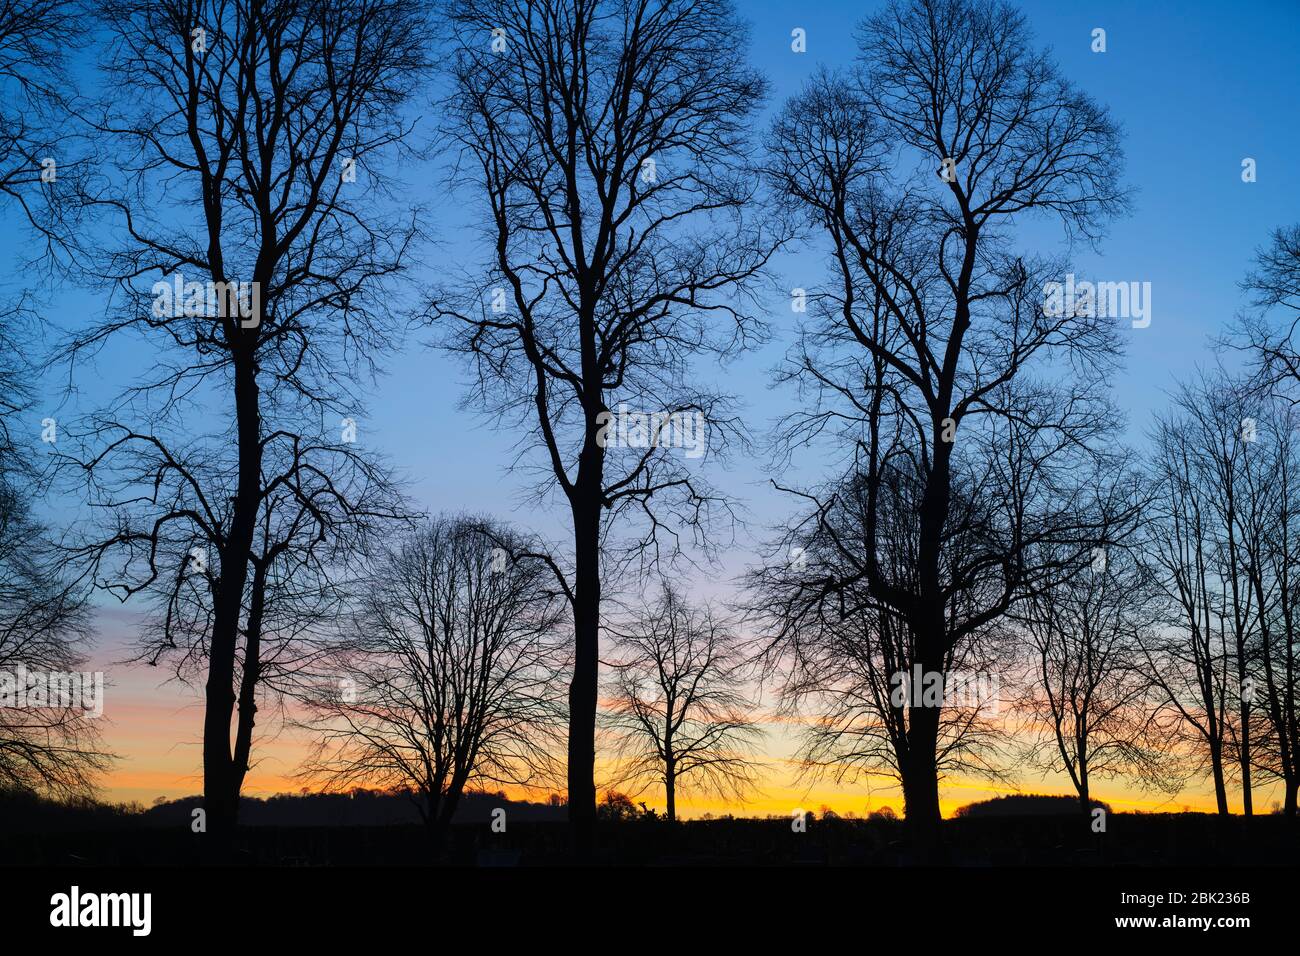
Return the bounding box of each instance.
[2,814,1288,941]
[2,812,1296,867]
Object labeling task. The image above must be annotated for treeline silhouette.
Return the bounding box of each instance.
[1,786,1291,867]
[0,786,564,833]
[953,795,1112,818]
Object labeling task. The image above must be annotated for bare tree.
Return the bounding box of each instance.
[434,0,778,851]
[1013,534,1174,813]
[747,467,1009,809]
[1236,400,1300,816]
[300,516,566,853]
[0,0,110,802]
[54,0,429,837]
[760,0,1129,843]
[1234,226,1300,814]
[604,585,762,822]
[0,484,113,798]
[1143,374,1262,815]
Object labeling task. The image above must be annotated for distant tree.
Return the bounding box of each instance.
[1144,374,1260,815]
[1236,225,1300,815]
[434,0,778,854]
[953,794,1111,818]
[300,516,567,853]
[1014,532,1175,813]
[1237,402,1300,817]
[597,790,640,823]
[760,0,1129,845]
[604,586,764,822]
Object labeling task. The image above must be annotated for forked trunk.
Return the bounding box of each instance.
[203,354,261,841]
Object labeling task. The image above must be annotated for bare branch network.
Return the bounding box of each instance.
[0,0,1294,861]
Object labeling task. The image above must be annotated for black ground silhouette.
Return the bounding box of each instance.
[1,788,1293,867]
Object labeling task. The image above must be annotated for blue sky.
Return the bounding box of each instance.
[372,0,1300,571]
[15,0,1299,569]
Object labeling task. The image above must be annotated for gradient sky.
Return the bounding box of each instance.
[6,0,1300,817]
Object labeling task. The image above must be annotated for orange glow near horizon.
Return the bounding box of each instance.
[86,614,1259,818]
[94,666,1246,818]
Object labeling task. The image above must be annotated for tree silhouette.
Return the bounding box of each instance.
[54,0,428,838]
[1013,532,1175,813]
[1236,225,1300,814]
[434,0,777,853]
[0,0,110,800]
[300,516,567,854]
[0,484,113,798]
[760,0,1129,843]
[747,468,1009,807]
[1234,400,1300,816]
[604,586,763,822]
[1143,374,1261,815]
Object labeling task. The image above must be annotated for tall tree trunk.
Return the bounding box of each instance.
[1239,754,1253,815]
[665,761,676,823]
[1209,740,1229,816]
[1078,752,1091,815]
[1235,616,1253,816]
[1239,703,1253,816]
[203,354,261,839]
[899,409,955,849]
[568,492,600,857]
[901,704,941,846]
